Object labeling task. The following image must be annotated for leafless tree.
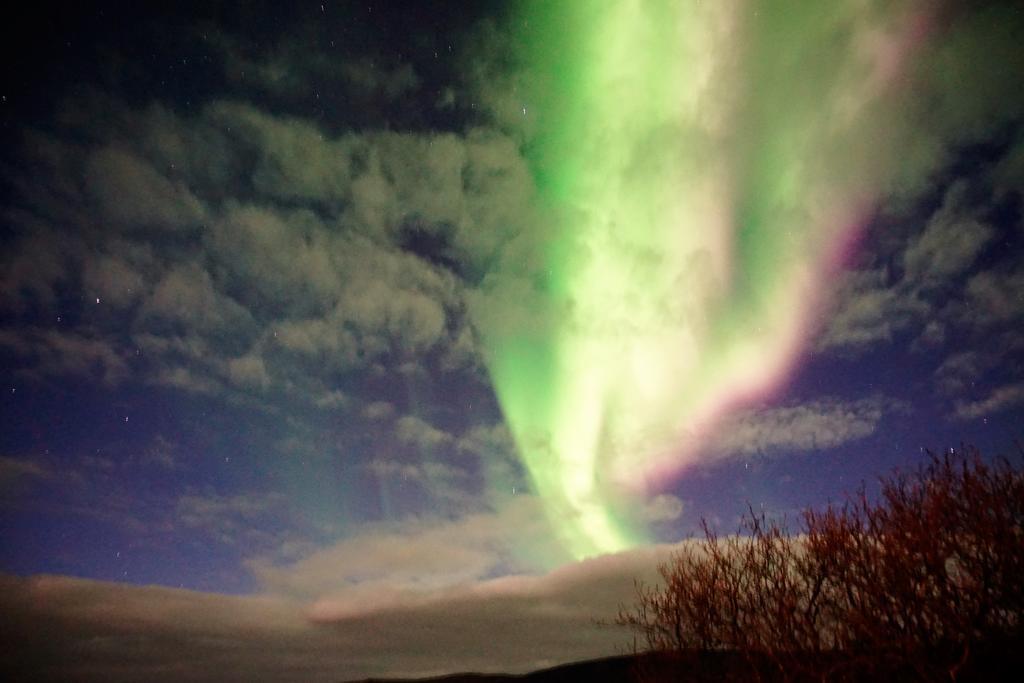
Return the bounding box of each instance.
[618,448,1024,682]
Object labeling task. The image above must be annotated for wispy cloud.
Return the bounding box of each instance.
[709,396,900,459]
[953,382,1024,421]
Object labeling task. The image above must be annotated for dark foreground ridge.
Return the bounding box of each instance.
[344,653,642,683]
[345,647,1023,683]
[343,651,788,683]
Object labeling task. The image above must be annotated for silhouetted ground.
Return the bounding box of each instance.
[346,653,636,683]
[345,646,1024,683]
[344,652,747,683]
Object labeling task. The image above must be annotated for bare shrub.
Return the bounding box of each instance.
[618,448,1024,682]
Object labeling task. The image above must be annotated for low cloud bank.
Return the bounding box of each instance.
[0,544,676,682]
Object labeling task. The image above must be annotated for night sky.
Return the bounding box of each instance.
[2,1,1024,680]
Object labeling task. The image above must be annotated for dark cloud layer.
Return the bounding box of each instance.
[0,544,675,682]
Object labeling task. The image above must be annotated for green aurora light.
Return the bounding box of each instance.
[481,0,931,559]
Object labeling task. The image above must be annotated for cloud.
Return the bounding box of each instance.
[880,2,1024,201]
[861,169,1024,409]
[638,494,685,523]
[0,327,129,385]
[1,441,304,552]
[175,491,288,548]
[395,415,454,451]
[953,382,1024,421]
[312,389,347,409]
[248,496,563,603]
[0,455,51,497]
[357,415,525,515]
[151,364,224,395]
[456,421,525,493]
[81,252,148,309]
[962,266,1024,327]
[934,351,989,395]
[818,171,1018,358]
[362,400,394,420]
[272,316,358,364]
[17,499,714,681]
[901,181,994,286]
[140,435,181,470]
[224,353,270,391]
[141,263,255,336]
[85,145,207,230]
[0,540,674,681]
[0,574,320,683]
[817,268,927,351]
[0,223,75,313]
[709,397,897,458]
[364,455,472,513]
[204,102,355,205]
[992,128,1024,194]
[205,202,342,312]
[932,330,1024,417]
[0,89,511,425]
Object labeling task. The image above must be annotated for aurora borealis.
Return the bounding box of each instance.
[485,0,932,557]
[2,1,1024,680]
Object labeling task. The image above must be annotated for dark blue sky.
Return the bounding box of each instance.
[1,1,1023,680]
